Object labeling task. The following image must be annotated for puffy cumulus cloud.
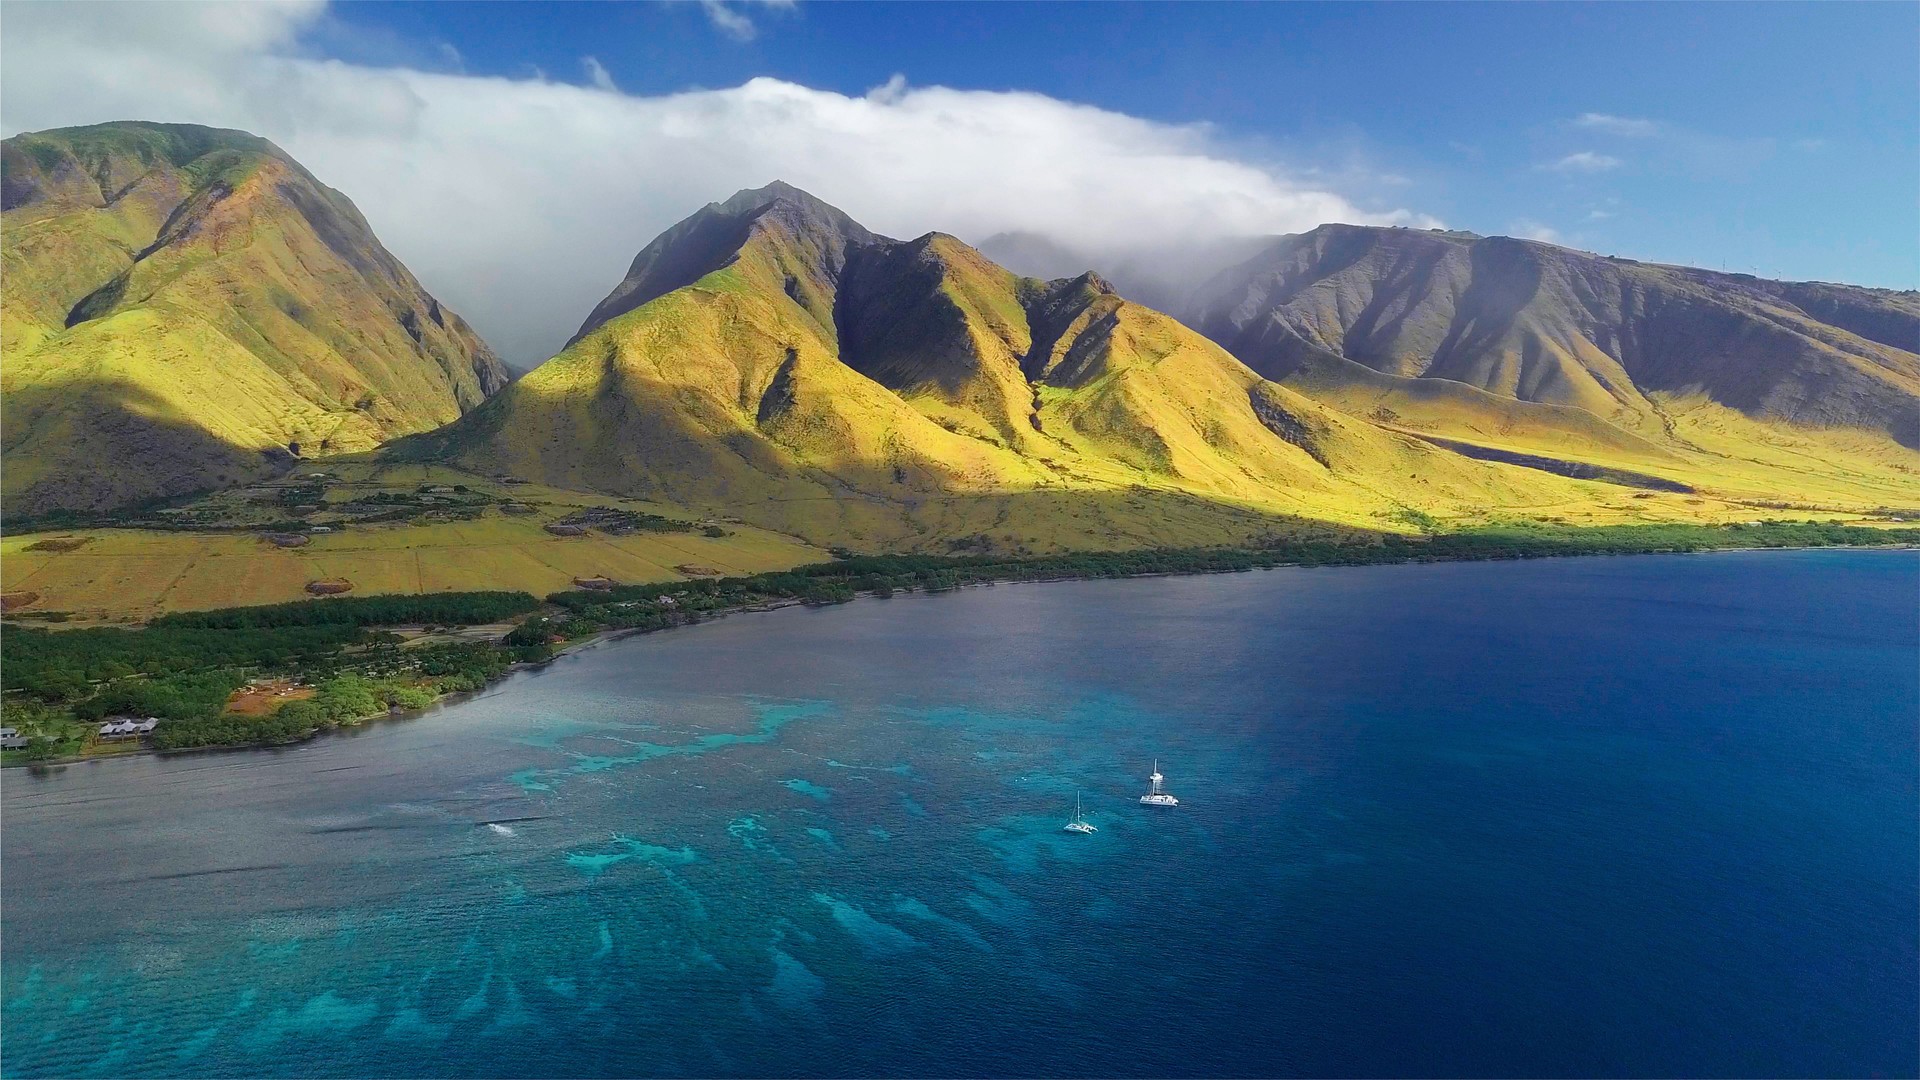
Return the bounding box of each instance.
[0,0,327,132]
[1,0,1431,365]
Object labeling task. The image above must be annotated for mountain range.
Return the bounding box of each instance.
[5,122,1917,550]
[401,182,1627,549]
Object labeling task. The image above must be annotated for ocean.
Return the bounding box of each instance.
[3,550,1915,1077]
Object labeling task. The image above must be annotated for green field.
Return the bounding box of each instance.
[1,463,824,623]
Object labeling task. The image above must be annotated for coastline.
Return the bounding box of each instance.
[7,540,1915,770]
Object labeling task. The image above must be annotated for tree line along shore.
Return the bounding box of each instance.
[3,521,1913,761]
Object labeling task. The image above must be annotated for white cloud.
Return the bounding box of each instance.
[1509,220,1562,244]
[690,0,794,41]
[581,55,616,92]
[865,73,909,105]
[699,0,757,41]
[0,0,1433,365]
[1542,151,1622,173]
[1569,112,1774,177]
[1574,112,1658,137]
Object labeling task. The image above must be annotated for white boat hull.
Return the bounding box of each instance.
[1140,794,1179,807]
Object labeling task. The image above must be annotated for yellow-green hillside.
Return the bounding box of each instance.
[401,183,1823,553]
[1,122,507,515]
[0,461,823,622]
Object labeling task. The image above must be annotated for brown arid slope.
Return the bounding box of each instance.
[400,184,1833,554]
[1178,224,1920,507]
[1,122,507,515]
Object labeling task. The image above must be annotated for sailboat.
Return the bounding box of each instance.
[1063,790,1097,834]
[1139,760,1179,807]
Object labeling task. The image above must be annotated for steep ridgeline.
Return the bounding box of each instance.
[411,184,1637,550]
[1179,225,1920,482]
[1,122,507,514]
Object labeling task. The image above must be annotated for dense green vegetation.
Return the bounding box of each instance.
[3,593,541,759]
[151,591,536,629]
[148,646,518,750]
[5,624,361,698]
[72,670,249,724]
[550,506,695,534]
[3,521,1911,761]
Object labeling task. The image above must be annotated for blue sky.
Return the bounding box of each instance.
[327,1,1918,289]
[5,1,1910,362]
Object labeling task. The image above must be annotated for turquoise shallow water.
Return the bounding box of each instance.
[3,551,1916,1077]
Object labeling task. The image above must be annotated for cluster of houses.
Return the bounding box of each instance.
[0,718,165,754]
[98,718,161,740]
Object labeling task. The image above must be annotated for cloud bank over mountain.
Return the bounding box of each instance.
[0,0,1429,364]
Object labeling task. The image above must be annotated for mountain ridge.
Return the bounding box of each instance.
[1181,222,1920,446]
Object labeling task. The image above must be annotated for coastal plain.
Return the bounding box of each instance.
[1,464,822,622]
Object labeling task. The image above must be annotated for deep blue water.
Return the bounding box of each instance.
[3,551,1916,1078]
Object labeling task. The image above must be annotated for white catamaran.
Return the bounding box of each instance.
[1063,790,1097,834]
[1140,760,1179,807]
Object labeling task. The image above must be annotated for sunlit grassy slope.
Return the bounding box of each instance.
[403,184,1919,553]
[1,122,507,514]
[0,461,822,622]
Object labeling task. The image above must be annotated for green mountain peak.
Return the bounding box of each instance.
[1,120,507,514]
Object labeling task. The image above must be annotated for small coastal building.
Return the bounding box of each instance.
[98,718,161,740]
[0,727,28,750]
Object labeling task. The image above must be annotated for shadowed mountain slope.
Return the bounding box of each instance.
[2,122,507,514]
[1182,224,1920,448]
